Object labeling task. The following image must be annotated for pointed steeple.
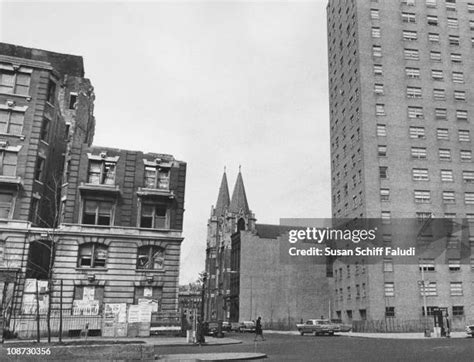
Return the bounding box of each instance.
[214,169,230,217]
[229,167,250,214]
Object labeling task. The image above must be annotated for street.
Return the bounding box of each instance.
[155,332,474,361]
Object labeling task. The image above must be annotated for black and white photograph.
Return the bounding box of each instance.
[1,0,474,360]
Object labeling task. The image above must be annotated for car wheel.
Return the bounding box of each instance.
[299,330,304,336]
[329,332,334,336]
[314,332,319,336]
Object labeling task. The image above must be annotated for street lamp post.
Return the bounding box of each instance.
[200,272,207,322]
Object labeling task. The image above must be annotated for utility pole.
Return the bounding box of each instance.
[419,257,428,336]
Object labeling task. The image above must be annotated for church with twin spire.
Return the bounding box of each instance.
[204,169,330,327]
[204,168,256,321]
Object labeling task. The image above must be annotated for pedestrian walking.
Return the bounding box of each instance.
[254,316,265,341]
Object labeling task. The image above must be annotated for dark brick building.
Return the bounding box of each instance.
[0,43,186,337]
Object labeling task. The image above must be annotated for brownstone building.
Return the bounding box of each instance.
[0,43,186,336]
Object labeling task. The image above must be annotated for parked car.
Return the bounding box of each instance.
[238,321,256,333]
[466,324,474,337]
[296,319,337,336]
[222,321,232,332]
[331,319,352,332]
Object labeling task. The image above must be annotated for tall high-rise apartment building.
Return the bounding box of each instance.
[327,0,474,328]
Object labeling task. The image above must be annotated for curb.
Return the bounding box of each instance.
[156,352,267,361]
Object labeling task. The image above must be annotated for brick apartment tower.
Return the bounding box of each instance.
[327,0,474,327]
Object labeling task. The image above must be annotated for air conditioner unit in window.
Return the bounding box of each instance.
[6,100,15,108]
[0,140,8,148]
[155,158,162,164]
[100,152,107,158]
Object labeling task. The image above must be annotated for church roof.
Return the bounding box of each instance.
[229,170,250,214]
[255,224,301,239]
[214,171,230,217]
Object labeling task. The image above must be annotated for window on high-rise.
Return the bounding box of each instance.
[377,124,387,136]
[453,306,464,316]
[376,103,386,115]
[374,83,384,94]
[372,45,382,57]
[433,88,446,100]
[450,53,462,63]
[456,110,468,121]
[380,188,390,201]
[449,35,460,46]
[411,147,427,159]
[428,32,439,42]
[408,106,423,119]
[384,282,395,296]
[454,90,466,101]
[410,126,425,139]
[427,15,438,25]
[430,50,441,61]
[379,166,388,179]
[413,168,429,181]
[419,259,435,272]
[82,200,114,225]
[402,12,416,23]
[437,128,449,140]
[441,170,454,182]
[404,48,419,60]
[439,149,451,161]
[406,67,420,78]
[414,190,431,203]
[431,69,443,80]
[460,150,472,161]
[452,71,464,83]
[447,18,458,29]
[372,27,381,38]
[403,30,417,41]
[370,9,380,19]
[458,130,470,142]
[468,3,474,13]
[443,191,455,203]
[464,192,474,204]
[407,86,422,98]
[463,171,474,183]
[374,64,383,75]
[425,0,436,7]
[435,108,447,120]
[450,282,463,296]
[378,145,387,157]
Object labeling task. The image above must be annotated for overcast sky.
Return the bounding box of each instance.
[0,0,331,284]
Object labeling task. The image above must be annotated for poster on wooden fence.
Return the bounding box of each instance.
[104,303,127,323]
[72,300,99,315]
[138,298,159,313]
[21,293,49,314]
[127,305,140,323]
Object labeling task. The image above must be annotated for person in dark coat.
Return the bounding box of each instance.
[254,316,265,341]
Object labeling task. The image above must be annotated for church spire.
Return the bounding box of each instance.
[215,169,230,217]
[229,168,250,214]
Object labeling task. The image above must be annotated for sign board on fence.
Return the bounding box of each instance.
[128,305,140,323]
[104,303,127,323]
[72,300,99,315]
[138,298,159,313]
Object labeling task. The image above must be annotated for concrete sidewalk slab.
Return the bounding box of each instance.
[157,352,267,361]
[3,336,242,347]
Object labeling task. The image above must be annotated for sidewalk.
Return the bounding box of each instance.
[3,335,243,347]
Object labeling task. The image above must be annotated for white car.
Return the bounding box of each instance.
[466,325,474,337]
